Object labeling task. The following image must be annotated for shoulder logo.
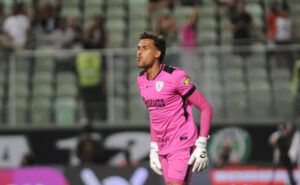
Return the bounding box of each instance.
[156,81,164,92]
[183,77,191,86]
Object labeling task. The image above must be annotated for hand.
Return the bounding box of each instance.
[188,137,209,173]
[149,142,163,175]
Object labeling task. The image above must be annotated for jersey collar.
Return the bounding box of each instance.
[147,64,164,80]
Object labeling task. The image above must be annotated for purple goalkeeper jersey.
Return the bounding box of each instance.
[137,64,198,155]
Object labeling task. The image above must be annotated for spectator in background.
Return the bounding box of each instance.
[180,7,201,82]
[156,14,178,46]
[49,18,75,49]
[266,1,280,41]
[35,2,61,35]
[156,14,179,66]
[229,0,252,59]
[50,18,80,72]
[76,50,107,124]
[275,4,298,73]
[181,6,199,49]
[269,123,296,185]
[18,2,33,24]
[84,15,107,49]
[67,17,82,49]
[147,0,174,30]
[1,3,31,52]
[155,14,178,47]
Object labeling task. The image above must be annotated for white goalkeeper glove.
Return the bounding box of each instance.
[150,142,163,175]
[188,137,209,173]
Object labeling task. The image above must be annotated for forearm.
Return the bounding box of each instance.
[187,89,213,137]
[199,103,213,137]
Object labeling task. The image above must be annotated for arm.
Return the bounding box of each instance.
[269,131,280,147]
[187,7,199,28]
[173,69,212,136]
[187,88,213,137]
[187,88,213,173]
[150,119,156,142]
[147,0,171,12]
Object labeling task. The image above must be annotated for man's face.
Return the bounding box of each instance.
[137,39,160,69]
[282,10,289,18]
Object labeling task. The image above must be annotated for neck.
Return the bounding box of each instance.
[146,61,162,80]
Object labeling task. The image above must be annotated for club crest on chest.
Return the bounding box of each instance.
[155,81,164,92]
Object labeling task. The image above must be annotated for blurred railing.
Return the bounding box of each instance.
[0,43,299,127]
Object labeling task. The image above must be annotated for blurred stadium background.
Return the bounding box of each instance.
[0,0,300,184]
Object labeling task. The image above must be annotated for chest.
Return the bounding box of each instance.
[139,79,181,109]
[140,80,174,97]
[277,18,292,31]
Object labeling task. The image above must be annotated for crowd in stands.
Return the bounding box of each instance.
[0,0,107,52]
[0,0,300,124]
[0,0,298,51]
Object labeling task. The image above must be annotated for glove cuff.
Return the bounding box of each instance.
[195,137,208,148]
[150,142,159,152]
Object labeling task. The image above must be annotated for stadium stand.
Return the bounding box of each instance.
[0,0,299,126]
[31,97,52,124]
[54,97,77,125]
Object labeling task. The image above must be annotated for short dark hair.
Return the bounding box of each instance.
[282,3,290,11]
[139,32,166,63]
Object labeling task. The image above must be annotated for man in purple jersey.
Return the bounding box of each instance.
[136,32,213,185]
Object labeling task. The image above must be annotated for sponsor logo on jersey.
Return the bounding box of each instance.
[156,81,164,92]
[143,98,166,108]
[157,137,169,143]
[183,77,191,85]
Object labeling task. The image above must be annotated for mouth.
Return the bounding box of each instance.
[137,57,141,62]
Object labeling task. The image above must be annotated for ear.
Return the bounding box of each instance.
[155,50,161,59]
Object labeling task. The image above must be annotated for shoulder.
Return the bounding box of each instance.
[165,65,188,78]
[163,65,190,83]
[162,65,177,74]
[3,16,13,25]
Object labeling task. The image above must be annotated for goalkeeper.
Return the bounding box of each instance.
[136,32,213,185]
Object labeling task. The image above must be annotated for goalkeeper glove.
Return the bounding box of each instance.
[150,142,163,175]
[188,137,209,173]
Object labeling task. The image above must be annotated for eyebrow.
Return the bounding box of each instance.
[138,45,148,49]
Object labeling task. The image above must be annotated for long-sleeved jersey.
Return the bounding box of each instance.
[137,64,213,155]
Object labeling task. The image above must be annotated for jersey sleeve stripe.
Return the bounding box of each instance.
[182,85,196,99]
